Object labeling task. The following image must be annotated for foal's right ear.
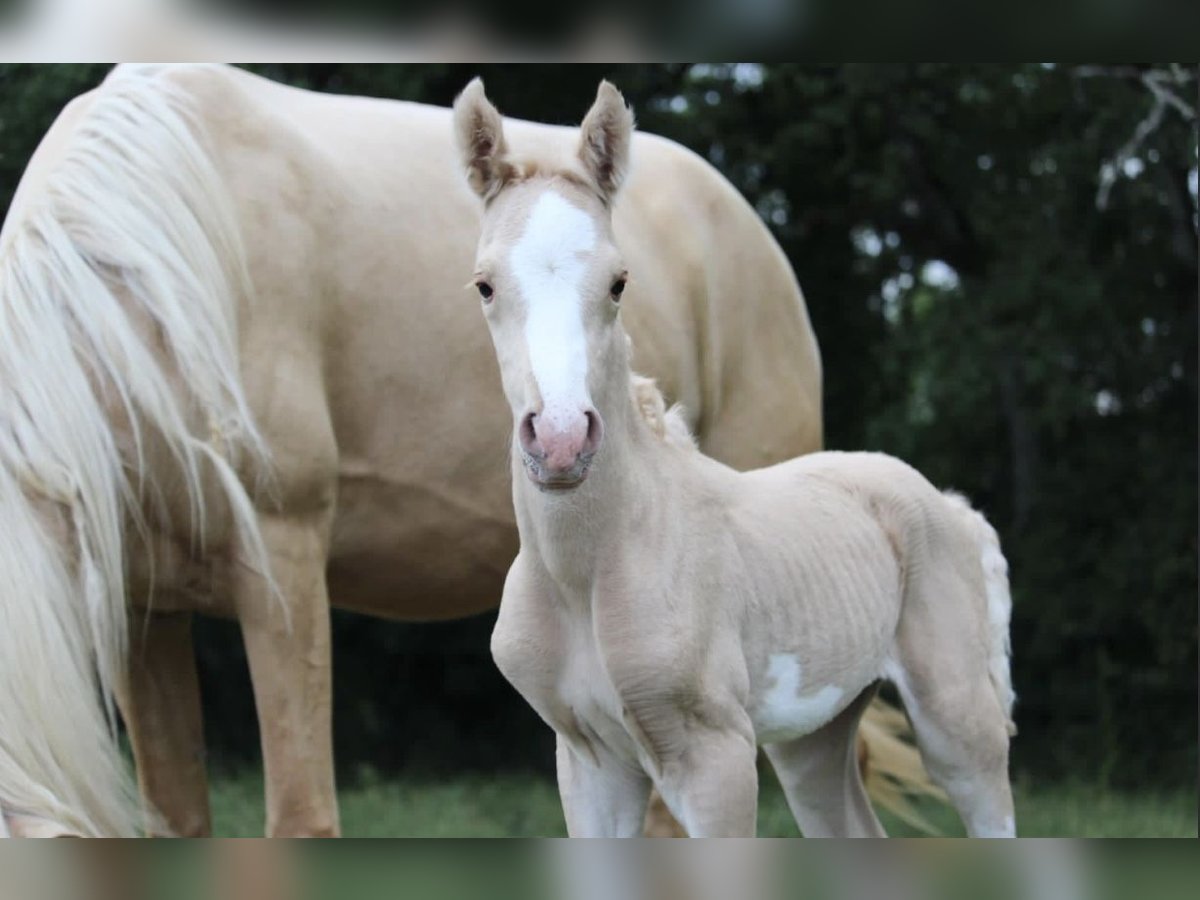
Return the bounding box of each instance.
[577,81,634,204]
[452,78,511,201]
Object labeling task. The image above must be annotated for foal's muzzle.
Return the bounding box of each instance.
[518,407,604,491]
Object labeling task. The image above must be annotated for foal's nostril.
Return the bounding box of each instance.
[582,409,604,456]
[519,411,541,456]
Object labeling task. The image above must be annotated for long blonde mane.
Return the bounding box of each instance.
[0,64,270,836]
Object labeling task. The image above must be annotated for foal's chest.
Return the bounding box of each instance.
[494,573,649,764]
[549,617,649,767]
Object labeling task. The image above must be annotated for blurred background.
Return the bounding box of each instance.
[10,840,1200,900]
[0,64,1195,835]
[1,1,1195,59]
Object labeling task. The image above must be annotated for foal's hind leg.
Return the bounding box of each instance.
[763,685,885,837]
[235,509,339,837]
[886,646,1014,837]
[119,609,212,836]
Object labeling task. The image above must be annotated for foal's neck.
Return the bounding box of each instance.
[513,378,670,592]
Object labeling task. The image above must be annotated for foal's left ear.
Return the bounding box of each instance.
[578,81,634,204]
[452,77,511,201]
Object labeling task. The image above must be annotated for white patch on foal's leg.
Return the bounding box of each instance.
[969,814,1016,839]
[943,781,1016,838]
[754,653,845,742]
[510,191,597,423]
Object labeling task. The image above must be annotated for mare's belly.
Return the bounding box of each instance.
[326,474,518,621]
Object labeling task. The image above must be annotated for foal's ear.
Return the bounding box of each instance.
[578,81,634,203]
[452,78,511,201]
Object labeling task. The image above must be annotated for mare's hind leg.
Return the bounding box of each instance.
[886,650,1014,837]
[763,685,885,837]
[235,509,339,837]
[118,609,211,836]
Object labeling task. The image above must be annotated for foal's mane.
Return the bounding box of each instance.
[487,157,610,210]
[630,375,697,450]
[506,158,596,193]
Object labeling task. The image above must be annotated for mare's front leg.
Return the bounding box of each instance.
[556,738,651,837]
[118,609,211,836]
[235,510,339,837]
[656,726,759,837]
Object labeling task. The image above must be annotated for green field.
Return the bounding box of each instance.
[209,771,1197,838]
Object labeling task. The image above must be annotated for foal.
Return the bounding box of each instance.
[453,80,1017,838]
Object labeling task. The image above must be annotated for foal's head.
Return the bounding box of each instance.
[453,79,635,493]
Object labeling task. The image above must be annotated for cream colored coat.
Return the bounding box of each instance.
[2,65,937,838]
[451,83,1017,838]
[497,384,1017,836]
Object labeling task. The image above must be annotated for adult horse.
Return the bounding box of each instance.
[0,64,923,837]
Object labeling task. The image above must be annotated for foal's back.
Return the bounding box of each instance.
[704,450,991,669]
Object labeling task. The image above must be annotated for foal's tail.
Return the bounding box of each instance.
[0,65,269,836]
[941,492,1017,736]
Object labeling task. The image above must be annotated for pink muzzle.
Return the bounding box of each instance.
[518,407,605,489]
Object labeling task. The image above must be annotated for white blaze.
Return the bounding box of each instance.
[755,653,845,742]
[510,191,597,428]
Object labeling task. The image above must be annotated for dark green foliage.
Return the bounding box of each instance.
[0,64,1193,789]
[0,64,108,213]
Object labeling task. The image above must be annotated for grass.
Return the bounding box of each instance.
[209,770,1197,837]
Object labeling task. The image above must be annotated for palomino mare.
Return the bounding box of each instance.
[456,81,1017,837]
[0,64,921,837]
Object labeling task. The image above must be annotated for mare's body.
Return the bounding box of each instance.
[0,65,823,836]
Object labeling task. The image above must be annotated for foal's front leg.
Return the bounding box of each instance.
[556,738,651,837]
[656,728,759,837]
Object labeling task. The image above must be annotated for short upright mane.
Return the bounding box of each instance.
[631,375,697,450]
[497,161,600,203]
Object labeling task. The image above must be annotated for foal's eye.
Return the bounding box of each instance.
[476,282,494,302]
[610,277,627,301]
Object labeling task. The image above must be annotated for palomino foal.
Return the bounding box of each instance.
[454,81,1017,838]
